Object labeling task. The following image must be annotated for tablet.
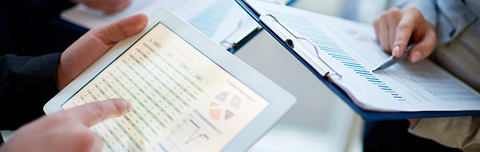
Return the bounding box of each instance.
[44,8,295,152]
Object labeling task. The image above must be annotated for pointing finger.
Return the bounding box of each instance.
[387,8,402,51]
[66,98,132,127]
[392,7,421,58]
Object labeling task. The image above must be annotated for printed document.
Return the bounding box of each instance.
[248,0,480,112]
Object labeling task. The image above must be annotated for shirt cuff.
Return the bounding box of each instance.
[409,116,473,149]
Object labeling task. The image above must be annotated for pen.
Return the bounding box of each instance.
[372,44,415,72]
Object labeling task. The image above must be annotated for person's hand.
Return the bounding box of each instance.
[56,13,148,90]
[0,98,132,152]
[408,118,421,127]
[373,6,437,63]
[71,0,132,13]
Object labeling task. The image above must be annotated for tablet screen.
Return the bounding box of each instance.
[61,22,269,152]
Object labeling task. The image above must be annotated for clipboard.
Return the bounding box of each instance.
[235,0,480,120]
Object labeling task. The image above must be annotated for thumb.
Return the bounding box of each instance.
[65,98,132,127]
[57,13,148,90]
[90,13,148,44]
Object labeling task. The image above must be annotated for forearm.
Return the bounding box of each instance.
[0,53,61,130]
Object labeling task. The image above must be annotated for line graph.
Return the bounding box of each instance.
[166,116,211,151]
[185,120,210,144]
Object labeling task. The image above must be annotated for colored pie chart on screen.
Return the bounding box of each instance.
[209,92,241,120]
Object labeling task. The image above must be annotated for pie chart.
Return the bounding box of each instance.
[209,92,241,120]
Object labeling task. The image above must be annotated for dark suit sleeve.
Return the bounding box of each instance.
[0,53,61,130]
[0,0,81,57]
[22,0,76,13]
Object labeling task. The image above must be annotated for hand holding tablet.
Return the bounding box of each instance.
[1,14,146,152]
[43,8,295,152]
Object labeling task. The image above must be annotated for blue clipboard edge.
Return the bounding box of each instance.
[235,0,480,120]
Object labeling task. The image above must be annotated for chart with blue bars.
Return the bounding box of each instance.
[267,10,406,101]
[188,0,234,38]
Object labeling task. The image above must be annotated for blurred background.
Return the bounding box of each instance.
[294,0,389,23]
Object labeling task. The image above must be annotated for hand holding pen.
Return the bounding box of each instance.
[373,6,439,125]
[373,7,437,65]
[372,44,414,72]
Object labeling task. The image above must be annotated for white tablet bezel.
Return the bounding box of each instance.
[44,8,295,151]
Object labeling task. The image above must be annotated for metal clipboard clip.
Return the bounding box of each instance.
[259,13,342,79]
[219,17,262,50]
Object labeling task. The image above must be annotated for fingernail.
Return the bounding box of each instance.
[410,51,422,63]
[122,99,132,112]
[392,46,400,57]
